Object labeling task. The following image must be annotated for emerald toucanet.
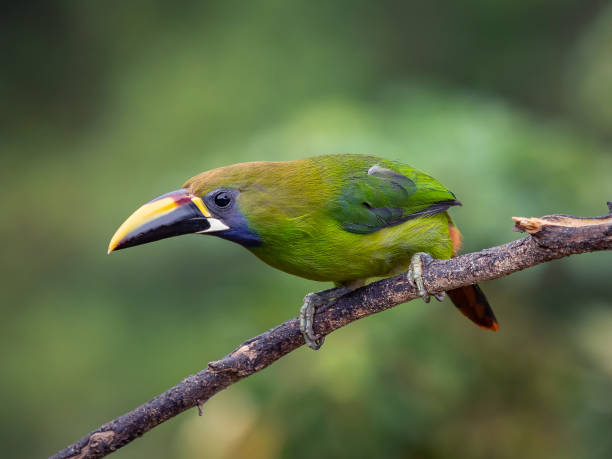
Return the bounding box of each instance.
[109,154,498,349]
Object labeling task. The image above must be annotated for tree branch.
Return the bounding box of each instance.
[51,203,612,459]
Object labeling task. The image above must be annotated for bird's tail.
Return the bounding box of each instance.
[447,284,499,331]
[446,219,498,331]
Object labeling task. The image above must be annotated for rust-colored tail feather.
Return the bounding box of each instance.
[447,284,499,331]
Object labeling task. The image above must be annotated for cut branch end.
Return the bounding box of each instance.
[513,202,612,234]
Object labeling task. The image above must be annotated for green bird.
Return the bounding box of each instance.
[109,154,498,349]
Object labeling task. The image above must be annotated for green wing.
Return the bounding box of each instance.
[331,162,460,234]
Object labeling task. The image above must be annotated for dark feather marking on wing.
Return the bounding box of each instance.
[364,199,461,226]
[343,200,461,233]
[363,202,404,226]
[337,164,460,234]
[400,199,462,220]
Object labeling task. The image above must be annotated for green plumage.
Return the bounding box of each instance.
[185,154,460,285]
[111,152,497,332]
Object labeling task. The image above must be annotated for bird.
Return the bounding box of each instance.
[108,154,498,349]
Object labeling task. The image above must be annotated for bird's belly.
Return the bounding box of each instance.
[250,215,453,284]
[252,248,407,283]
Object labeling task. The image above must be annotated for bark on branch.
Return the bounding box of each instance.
[51,203,612,459]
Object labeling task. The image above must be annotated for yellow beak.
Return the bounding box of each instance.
[108,189,229,253]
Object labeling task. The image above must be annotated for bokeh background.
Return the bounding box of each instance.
[2,2,612,458]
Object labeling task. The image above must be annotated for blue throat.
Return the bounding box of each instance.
[216,227,261,247]
[213,208,262,247]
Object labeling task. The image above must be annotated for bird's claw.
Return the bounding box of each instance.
[408,252,445,303]
[299,292,326,350]
[299,286,351,350]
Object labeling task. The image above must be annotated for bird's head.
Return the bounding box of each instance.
[107,162,274,254]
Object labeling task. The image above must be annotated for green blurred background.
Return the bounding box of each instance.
[2,2,612,458]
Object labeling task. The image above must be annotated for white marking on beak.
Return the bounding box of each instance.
[197,218,230,233]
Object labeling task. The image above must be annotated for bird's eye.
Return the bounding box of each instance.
[214,191,232,208]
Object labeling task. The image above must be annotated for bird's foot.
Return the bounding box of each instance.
[299,286,351,350]
[407,252,446,303]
